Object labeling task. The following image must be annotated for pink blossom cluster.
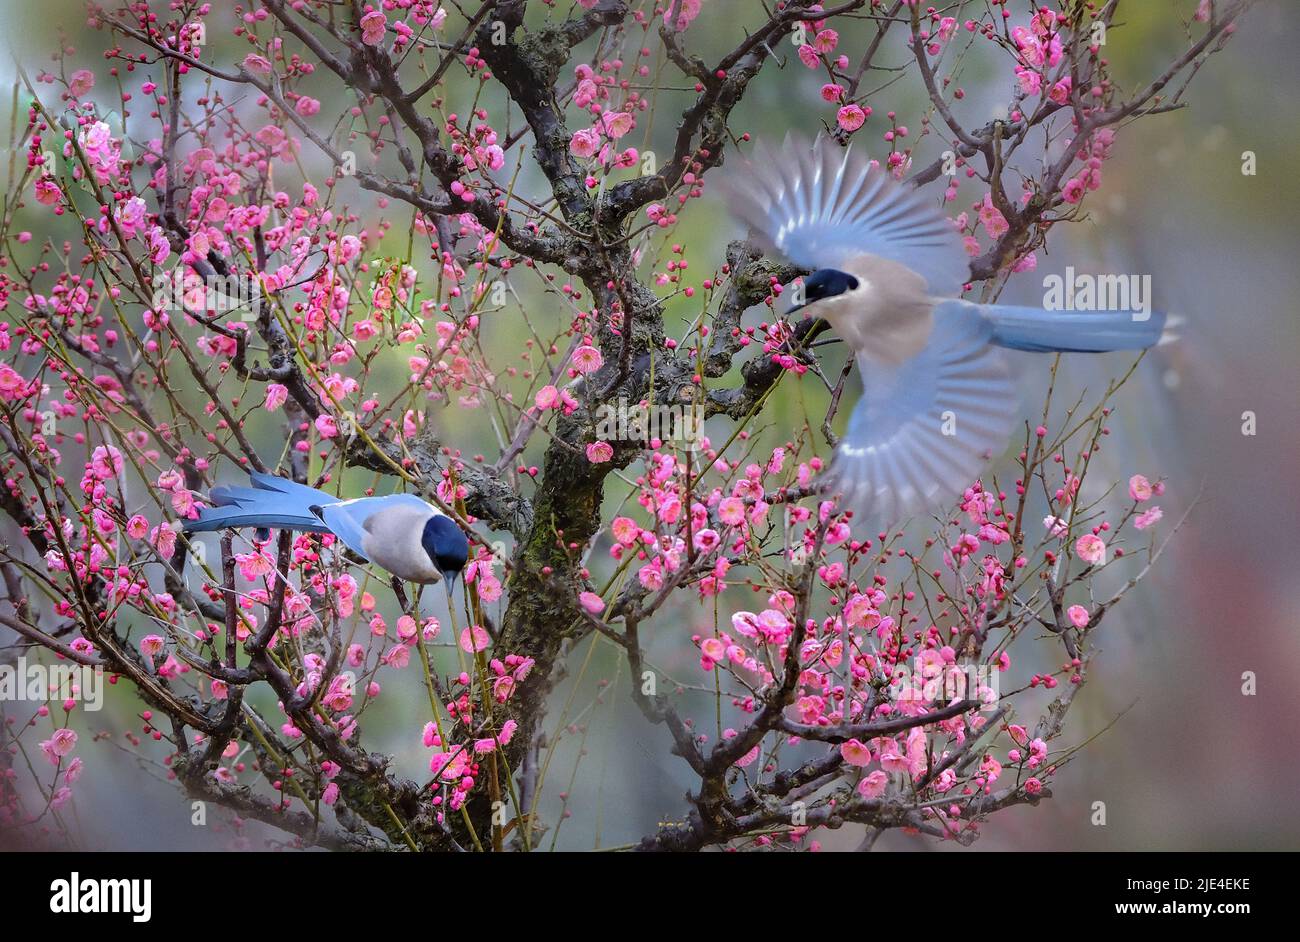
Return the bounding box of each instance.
[572,412,1168,837]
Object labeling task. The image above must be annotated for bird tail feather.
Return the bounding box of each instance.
[183,471,334,534]
[973,302,1168,353]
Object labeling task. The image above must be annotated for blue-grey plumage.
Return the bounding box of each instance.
[973,302,1166,353]
[184,471,468,584]
[721,133,1168,524]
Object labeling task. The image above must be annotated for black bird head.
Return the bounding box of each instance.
[788,268,859,315]
[421,515,469,585]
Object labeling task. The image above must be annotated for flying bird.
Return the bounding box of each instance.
[183,471,469,586]
[722,134,1166,524]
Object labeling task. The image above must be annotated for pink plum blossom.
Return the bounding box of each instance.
[359,10,387,45]
[1075,534,1106,565]
[857,770,889,799]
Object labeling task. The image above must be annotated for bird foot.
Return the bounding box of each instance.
[390,576,411,614]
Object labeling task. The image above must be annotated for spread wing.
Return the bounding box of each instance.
[824,300,1018,526]
[719,132,969,297]
[315,493,433,561]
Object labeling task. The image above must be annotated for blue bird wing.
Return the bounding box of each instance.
[246,470,340,504]
[314,493,434,562]
[719,132,969,296]
[823,301,1017,526]
[185,473,334,533]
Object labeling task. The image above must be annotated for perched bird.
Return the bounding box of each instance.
[183,471,469,585]
[722,134,1166,524]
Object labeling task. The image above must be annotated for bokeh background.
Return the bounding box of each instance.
[1,1,1296,850]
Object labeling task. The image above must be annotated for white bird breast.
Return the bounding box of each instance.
[360,504,442,584]
[809,254,937,367]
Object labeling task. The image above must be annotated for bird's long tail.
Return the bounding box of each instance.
[968,301,1168,353]
[820,300,1167,527]
[182,471,334,534]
